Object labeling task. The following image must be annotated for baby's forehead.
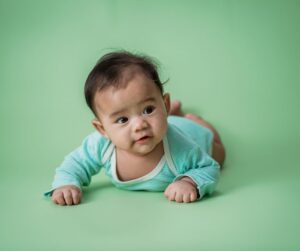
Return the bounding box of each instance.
[94,72,161,112]
[118,66,152,86]
[92,65,162,116]
[95,74,161,103]
[101,68,155,94]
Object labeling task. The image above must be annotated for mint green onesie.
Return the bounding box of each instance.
[45,116,220,199]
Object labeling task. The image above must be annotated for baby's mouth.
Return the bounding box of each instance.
[136,135,151,144]
[140,136,149,140]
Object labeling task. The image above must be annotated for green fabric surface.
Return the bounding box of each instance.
[1,1,299,250]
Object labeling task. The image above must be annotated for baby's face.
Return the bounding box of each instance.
[93,72,170,156]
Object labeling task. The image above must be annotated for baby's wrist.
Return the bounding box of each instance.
[179,176,200,198]
[180,176,197,187]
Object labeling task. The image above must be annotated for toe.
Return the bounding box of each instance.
[169,100,184,116]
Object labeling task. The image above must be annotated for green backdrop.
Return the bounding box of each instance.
[1,0,299,250]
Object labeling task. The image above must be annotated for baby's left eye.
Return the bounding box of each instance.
[143,106,155,115]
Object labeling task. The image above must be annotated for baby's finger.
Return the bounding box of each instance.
[164,187,170,197]
[175,193,183,203]
[164,185,173,199]
[53,192,66,206]
[63,190,73,205]
[170,191,177,201]
[71,189,81,205]
[183,193,191,203]
[166,189,176,201]
[190,192,197,202]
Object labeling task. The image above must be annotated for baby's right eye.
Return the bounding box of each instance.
[116,117,128,124]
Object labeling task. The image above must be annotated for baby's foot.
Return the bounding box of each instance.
[185,113,213,130]
[169,100,184,116]
[184,113,204,122]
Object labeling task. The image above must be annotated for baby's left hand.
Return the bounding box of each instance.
[164,177,198,203]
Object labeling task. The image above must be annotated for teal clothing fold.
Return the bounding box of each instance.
[45,116,220,199]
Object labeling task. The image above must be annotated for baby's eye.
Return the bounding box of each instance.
[143,105,155,115]
[116,117,128,124]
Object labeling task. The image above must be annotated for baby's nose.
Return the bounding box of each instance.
[133,116,148,131]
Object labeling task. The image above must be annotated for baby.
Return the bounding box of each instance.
[45,51,225,205]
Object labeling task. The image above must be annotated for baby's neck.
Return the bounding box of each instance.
[115,142,164,181]
[118,141,164,159]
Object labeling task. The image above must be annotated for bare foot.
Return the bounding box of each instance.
[185,113,206,126]
[169,100,184,116]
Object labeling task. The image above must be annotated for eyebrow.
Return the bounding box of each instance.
[109,97,156,118]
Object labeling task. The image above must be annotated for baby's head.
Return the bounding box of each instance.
[85,51,166,116]
[84,51,170,156]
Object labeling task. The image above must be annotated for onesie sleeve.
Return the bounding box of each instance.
[44,132,105,197]
[173,147,221,199]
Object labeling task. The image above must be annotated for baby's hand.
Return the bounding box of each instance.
[164,177,198,203]
[52,185,82,206]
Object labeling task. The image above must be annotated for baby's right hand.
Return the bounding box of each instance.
[52,185,82,206]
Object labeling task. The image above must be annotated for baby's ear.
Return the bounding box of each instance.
[163,93,171,114]
[92,119,108,138]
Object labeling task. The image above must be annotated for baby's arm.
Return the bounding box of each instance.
[165,147,220,203]
[45,133,104,206]
[164,176,198,203]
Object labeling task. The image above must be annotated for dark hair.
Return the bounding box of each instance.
[84,50,166,116]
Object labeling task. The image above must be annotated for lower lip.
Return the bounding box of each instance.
[136,136,151,144]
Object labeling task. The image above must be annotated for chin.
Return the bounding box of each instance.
[135,149,153,156]
[133,145,155,156]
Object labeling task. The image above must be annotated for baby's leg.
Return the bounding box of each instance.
[185,114,226,167]
[169,101,226,167]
